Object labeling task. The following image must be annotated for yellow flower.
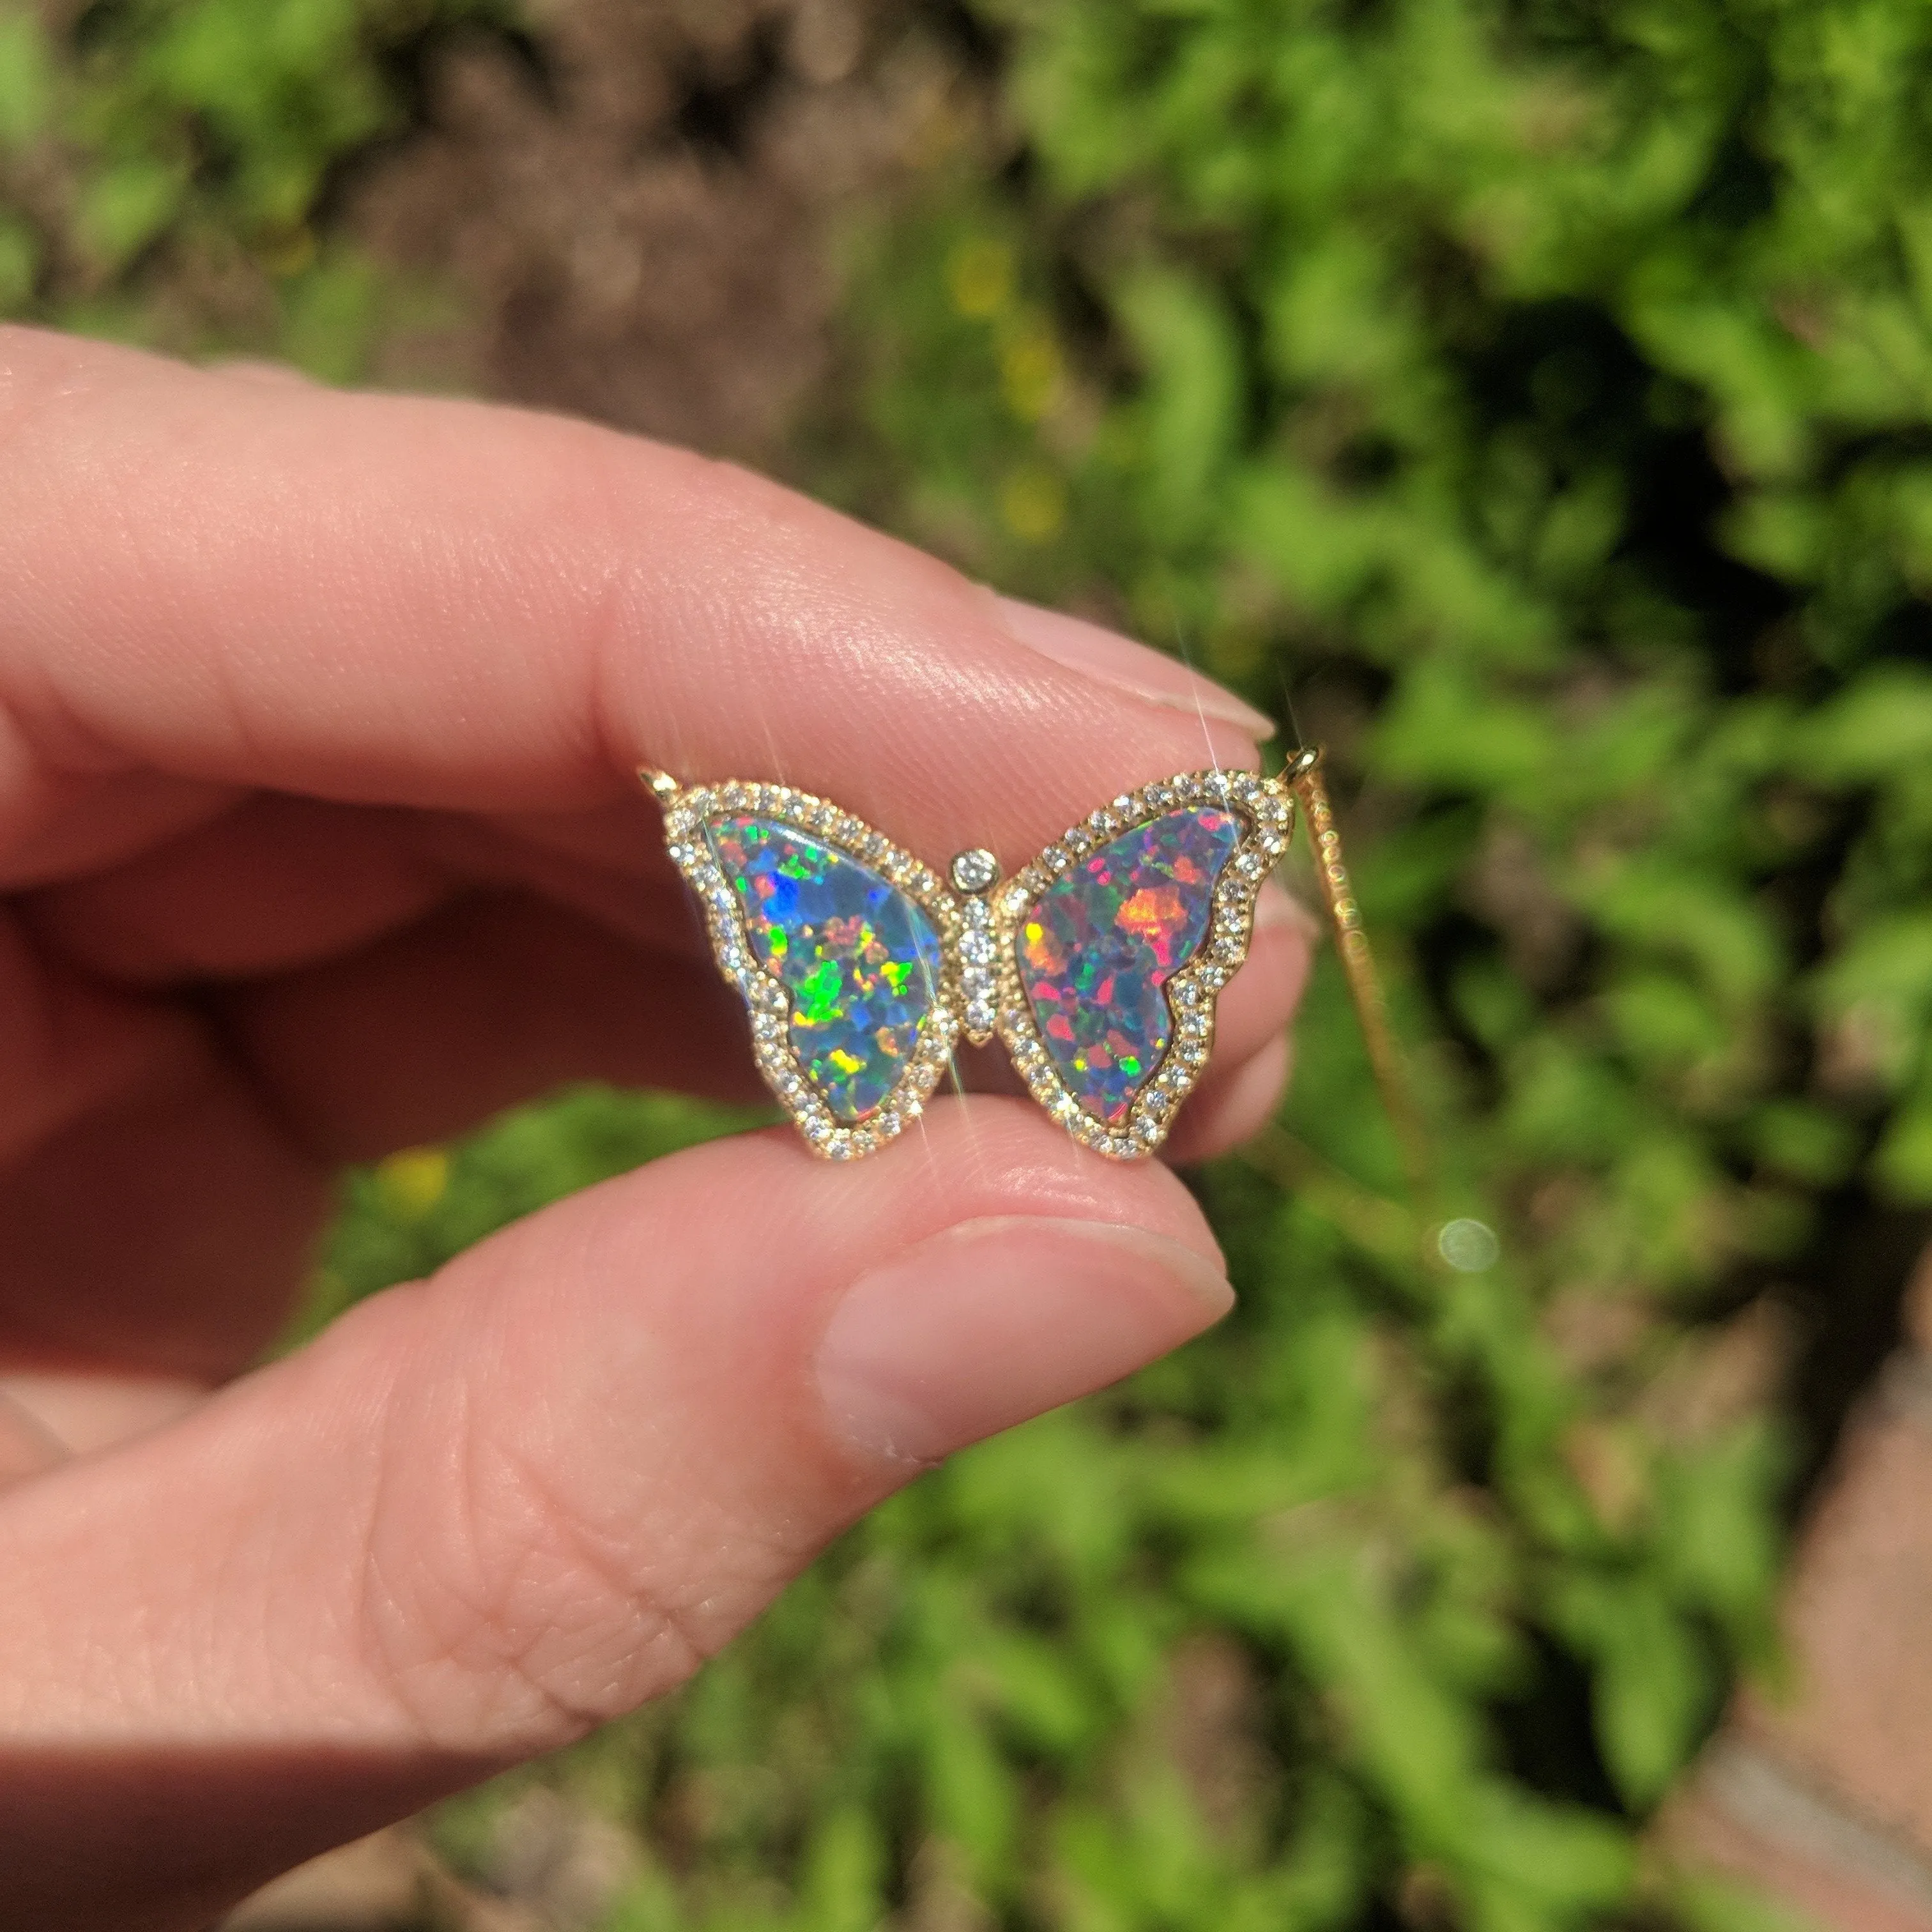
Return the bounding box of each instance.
[376,1146,450,1220]
[999,324,1062,422]
[947,236,1013,318]
[999,464,1066,542]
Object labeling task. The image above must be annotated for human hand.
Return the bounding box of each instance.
[0,328,1310,1929]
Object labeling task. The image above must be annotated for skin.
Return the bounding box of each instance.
[0,326,1311,1929]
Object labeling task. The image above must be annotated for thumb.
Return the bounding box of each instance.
[0,1098,1231,1930]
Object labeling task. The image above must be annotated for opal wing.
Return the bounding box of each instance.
[994,771,1293,1159]
[654,780,961,1158]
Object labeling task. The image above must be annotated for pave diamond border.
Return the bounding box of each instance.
[648,776,962,1162]
[989,769,1294,1162]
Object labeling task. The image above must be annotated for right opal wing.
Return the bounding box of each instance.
[1017,806,1240,1117]
[993,771,1294,1159]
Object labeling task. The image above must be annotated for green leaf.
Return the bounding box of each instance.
[1667,1866,1821,1932]
[1747,1100,1859,1186]
[77,159,185,272]
[796,1806,885,1932]
[1459,1785,1636,1913]
[1874,1089,1932,1204]
[0,211,37,312]
[0,5,49,150]
[1800,666,1932,784]
[923,1703,1018,1889]
[1657,1422,1789,1650]
[1374,660,1556,795]
[1554,1575,1713,1807]
[1814,910,1932,1048]
[1115,267,1244,520]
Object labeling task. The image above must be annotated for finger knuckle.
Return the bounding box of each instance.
[354,1393,716,1753]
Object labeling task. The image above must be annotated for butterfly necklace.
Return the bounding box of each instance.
[643,747,1404,1165]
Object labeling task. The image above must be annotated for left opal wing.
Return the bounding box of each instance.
[704,815,943,1119]
[993,770,1293,1159]
[650,777,960,1158]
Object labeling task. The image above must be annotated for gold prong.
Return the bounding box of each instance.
[639,767,682,802]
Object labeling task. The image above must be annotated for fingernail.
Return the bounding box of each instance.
[815,1215,1234,1464]
[993,595,1276,742]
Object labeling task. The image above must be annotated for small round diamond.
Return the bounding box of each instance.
[950,848,1000,893]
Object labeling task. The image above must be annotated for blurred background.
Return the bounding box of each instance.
[8,2,1932,1928]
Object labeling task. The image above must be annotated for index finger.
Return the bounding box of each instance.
[0,328,1271,874]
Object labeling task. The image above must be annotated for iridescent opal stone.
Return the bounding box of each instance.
[704,815,943,1121]
[1016,808,1241,1124]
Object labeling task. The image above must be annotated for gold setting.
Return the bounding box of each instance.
[644,767,1295,1162]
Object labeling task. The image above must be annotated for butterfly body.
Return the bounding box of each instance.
[647,767,1293,1160]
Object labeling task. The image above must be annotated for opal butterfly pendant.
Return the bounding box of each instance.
[643,764,1297,1161]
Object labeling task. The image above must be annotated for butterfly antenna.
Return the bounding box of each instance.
[1284,745,1432,1204]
